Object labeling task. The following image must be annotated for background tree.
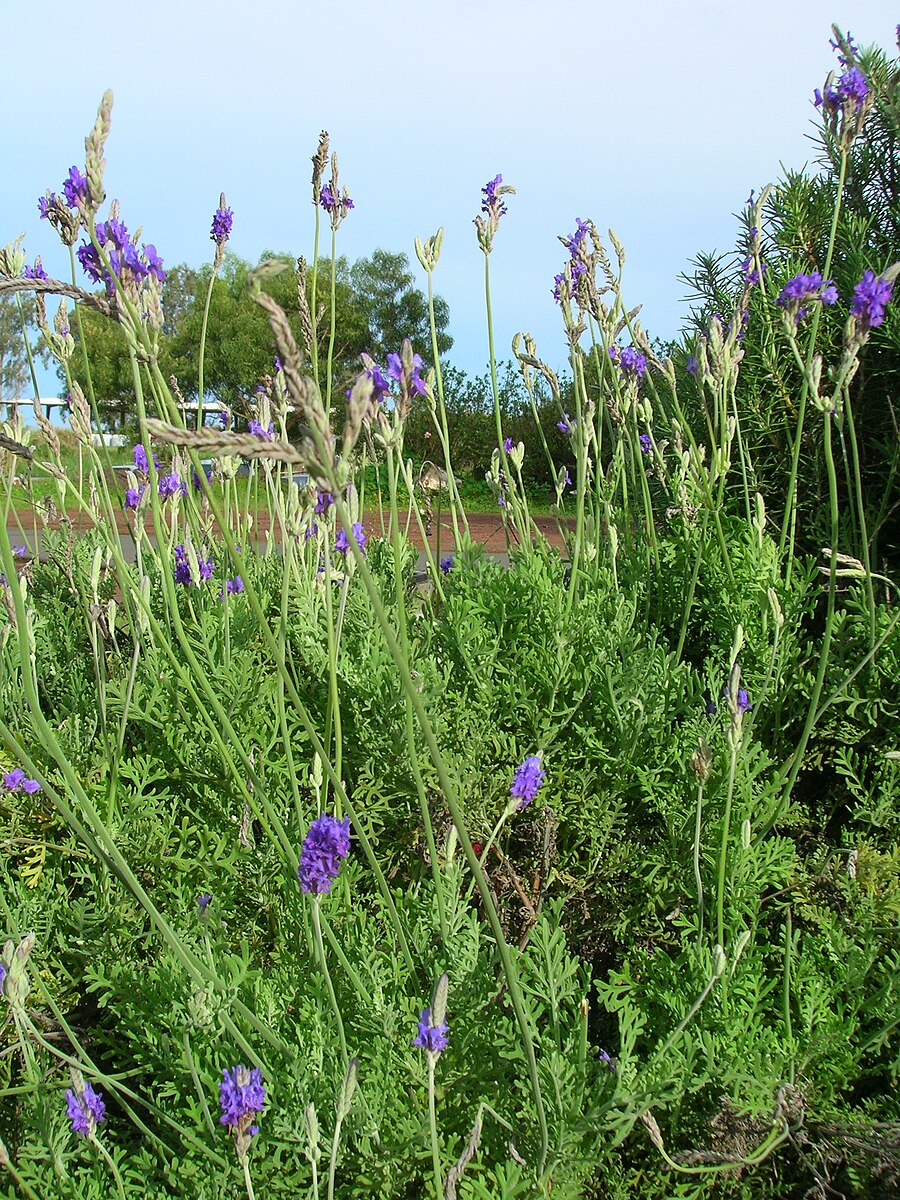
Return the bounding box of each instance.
[0,294,44,408]
[349,249,452,364]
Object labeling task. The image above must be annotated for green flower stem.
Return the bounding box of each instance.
[765,411,841,834]
[312,896,349,1069]
[385,444,449,945]
[325,229,338,423]
[427,1055,443,1200]
[241,1153,257,1200]
[318,905,368,999]
[322,550,344,806]
[196,262,219,431]
[329,489,550,1171]
[326,1099,346,1200]
[783,907,795,1085]
[184,1027,217,1137]
[779,146,848,581]
[693,778,706,946]
[90,1134,126,1200]
[425,269,467,540]
[843,391,877,665]
[716,730,740,951]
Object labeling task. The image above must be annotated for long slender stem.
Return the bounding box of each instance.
[427,1056,443,1200]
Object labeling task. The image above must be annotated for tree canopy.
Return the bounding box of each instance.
[63,248,452,420]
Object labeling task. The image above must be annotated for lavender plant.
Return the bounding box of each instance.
[0,32,899,1197]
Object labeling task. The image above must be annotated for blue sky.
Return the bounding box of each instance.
[4,1,899,398]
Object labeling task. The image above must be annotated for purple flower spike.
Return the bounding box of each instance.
[220,1065,264,1158]
[639,433,652,455]
[297,814,351,894]
[557,414,574,434]
[210,206,234,245]
[440,555,454,574]
[197,893,212,913]
[62,167,89,210]
[66,1081,106,1137]
[133,444,149,474]
[413,1007,449,1055]
[124,486,143,510]
[3,768,40,794]
[503,436,513,453]
[851,270,893,332]
[510,754,546,809]
[617,346,647,381]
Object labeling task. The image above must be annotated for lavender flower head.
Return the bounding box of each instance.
[474,173,515,253]
[557,413,574,434]
[210,206,234,245]
[66,1081,106,1138]
[503,436,513,454]
[248,419,274,440]
[414,1007,449,1054]
[639,433,652,455]
[2,768,40,795]
[197,893,212,914]
[133,443,149,474]
[124,486,143,510]
[776,272,838,323]
[220,1065,265,1158]
[297,814,351,894]
[851,270,893,333]
[440,555,454,575]
[62,166,89,210]
[23,260,48,282]
[510,754,546,809]
[616,346,647,381]
[158,471,184,500]
[335,523,367,558]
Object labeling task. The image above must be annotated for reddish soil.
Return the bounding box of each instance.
[11,508,575,553]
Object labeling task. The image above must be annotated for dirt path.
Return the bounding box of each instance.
[9,508,575,552]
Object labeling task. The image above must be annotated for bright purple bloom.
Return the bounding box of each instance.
[297,813,351,894]
[197,893,212,913]
[304,521,318,541]
[776,272,838,323]
[133,444,149,474]
[143,244,165,283]
[510,755,545,809]
[38,193,56,219]
[23,261,48,282]
[335,528,350,556]
[216,410,228,430]
[315,490,333,515]
[3,768,40,795]
[226,576,244,595]
[440,555,454,574]
[12,546,26,559]
[62,166,89,209]
[66,1082,106,1137]
[248,420,274,440]
[198,557,215,582]
[639,433,652,455]
[563,217,590,256]
[481,174,508,219]
[210,206,234,244]
[413,1008,449,1054]
[219,1065,265,1142]
[158,471,184,499]
[124,486,143,510]
[503,436,513,453]
[557,414,574,434]
[616,346,647,381]
[723,683,752,713]
[851,270,893,332]
[173,545,192,586]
